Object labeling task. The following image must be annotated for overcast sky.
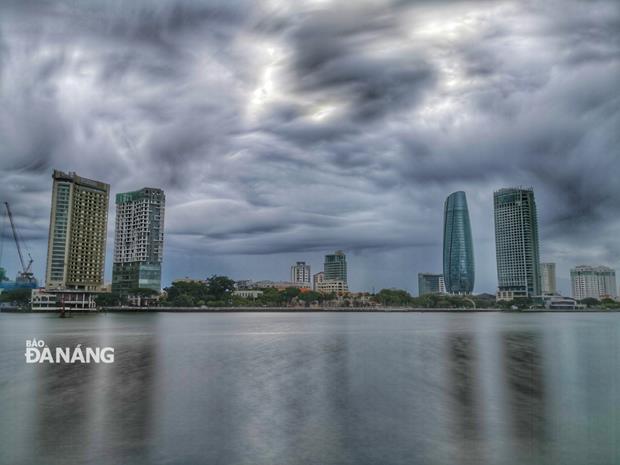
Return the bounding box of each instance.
[1,0,619,295]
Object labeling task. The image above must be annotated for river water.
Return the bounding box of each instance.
[0,312,618,465]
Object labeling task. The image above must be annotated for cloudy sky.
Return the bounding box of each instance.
[0,0,619,295]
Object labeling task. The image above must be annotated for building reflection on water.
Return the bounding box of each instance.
[502,332,547,461]
[1,313,619,465]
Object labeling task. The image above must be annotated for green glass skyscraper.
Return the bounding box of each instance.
[324,250,347,284]
[443,191,475,294]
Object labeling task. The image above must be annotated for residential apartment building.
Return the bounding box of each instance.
[112,188,165,294]
[571,265,617,300]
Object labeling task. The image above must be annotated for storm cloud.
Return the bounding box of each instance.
[1,0,619,294]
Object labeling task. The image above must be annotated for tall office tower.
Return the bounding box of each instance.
[443,191,475,294]
[324,250,347,283]
[540,262,557,294]
[45,170,110,291]
[313,272,325,291]
[570,265,617,300]
[291,261,311,287]
[494,187,541,300]
[112,188,165,294]
[418,273,446,296]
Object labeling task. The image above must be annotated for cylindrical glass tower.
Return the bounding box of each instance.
[443,191,475,294]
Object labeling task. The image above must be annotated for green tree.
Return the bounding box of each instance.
[207,275,236,301]
[282,287,301,303]
[374,289,413,306]
[258,287,284,306]
[0,288,31,305]
[127,287,159,297]
[299,291,322,303]
[579,297,600,308]
[94,293,128,307]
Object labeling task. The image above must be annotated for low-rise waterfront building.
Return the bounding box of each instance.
[313,272,325,291]
[316,280,348,294]
[31,288,100,311]
[542,295,584,310]
[233,289,264,299]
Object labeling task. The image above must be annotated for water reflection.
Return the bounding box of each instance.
[447,333,481,455]
[502,331,547,460]
[0,313,619,465]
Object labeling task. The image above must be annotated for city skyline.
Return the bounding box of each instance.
[2,169,619,296]
[1,0,619,295]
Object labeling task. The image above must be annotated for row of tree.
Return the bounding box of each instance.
[3,276,620,310]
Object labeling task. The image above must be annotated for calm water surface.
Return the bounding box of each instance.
[0,312,619,465]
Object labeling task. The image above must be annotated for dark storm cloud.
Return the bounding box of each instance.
[0,0,619,292]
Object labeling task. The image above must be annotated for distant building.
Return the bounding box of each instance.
[253,281,309,290]
[570,265,617,300]
[233,289,263,299]
[291,262,311,287]
[443,191,475,294]
[316,280,348,294]
[45,170,110,291]
[542,295,584,310]
[494,187,541,300]
[540,262,557,295]
[418,273,446,296]
[324,251,347,283]
[313,272,325,291]
[235,280,254,290]
[31,288,99,311]
[173,277,209,285]
[112,188,165,294]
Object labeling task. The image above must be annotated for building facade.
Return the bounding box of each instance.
[291,262,311,287]
[45,170,110,291]
[494,187,541,300]
[316,280,348,294]
[570,265,617,300]
[443,191,475,294]
[313,272,325,291]
[418,273,446,296]
[112,188,165,294]
[324,251,347,283]
[540,262,557,295]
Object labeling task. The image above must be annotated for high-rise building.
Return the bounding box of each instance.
[45,170,110,291]
[494,187,541,300]
[570,265,617,300]
[443,191,475,294]
[540,262,557,295]
[313,272,325,291]
[112,188,165,294]
[291,261,311,287]
[418,273,446,296]
[324,251,347,283]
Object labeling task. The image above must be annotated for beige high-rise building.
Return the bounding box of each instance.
[540,262,557,295]
[45,170,110,291]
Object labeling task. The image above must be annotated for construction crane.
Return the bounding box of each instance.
[3,202,36,285]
